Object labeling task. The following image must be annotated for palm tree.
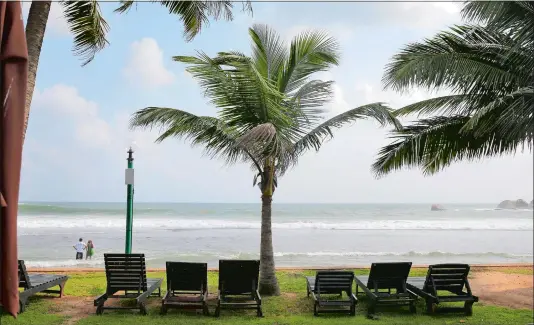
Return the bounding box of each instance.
[373,1,533,176]
[130,24,401,295]
[23,0,252,142]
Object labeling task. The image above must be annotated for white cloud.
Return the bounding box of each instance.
[123,38,175,88]
[375,2,462,30]
[32,85,112,148]
[31,84,191,180]
[22,2,70,36]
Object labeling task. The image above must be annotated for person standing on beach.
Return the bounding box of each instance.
[86,240,95,260]
[73,238,86,260]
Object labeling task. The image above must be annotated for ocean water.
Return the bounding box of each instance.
[18,202,533,268]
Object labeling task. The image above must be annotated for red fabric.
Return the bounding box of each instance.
[0,0,28,317]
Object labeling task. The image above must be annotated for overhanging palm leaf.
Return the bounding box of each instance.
[375,2,532,176]
[61,0,110,66]
[115,0,252,41]
[462,1,534,48]
[61,0,252,66]
[382,25,526,96]
[373,115,531,176]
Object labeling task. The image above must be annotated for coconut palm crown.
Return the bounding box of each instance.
[130,24,401,295]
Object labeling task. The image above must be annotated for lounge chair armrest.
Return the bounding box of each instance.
[137,290,152,304]
[255,289,262,302]
[350,293,358,303]
[94,293,108,306]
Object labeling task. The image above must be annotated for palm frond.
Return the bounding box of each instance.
[248,24,288,83]
[372,115,530,177]
[115,1,252,41]
[382,24,527,95]
[393,94,487,117]
[461,86,534,135]
[462,1,534,47]
[61,0,110,66]
[155,1,250,41]
[130,107,262,169]
[114,0,135,13]
[293,103,401,155]
[173,52,284,129]
[278,29,340,94]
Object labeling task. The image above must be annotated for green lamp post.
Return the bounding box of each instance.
[125,147,135,254]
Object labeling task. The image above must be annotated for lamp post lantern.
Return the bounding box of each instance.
[125,147,135,254]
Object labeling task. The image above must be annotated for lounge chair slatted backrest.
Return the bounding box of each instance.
[18,260,32,289]
[424,264,471,296]
[215,260,262,317]
[105,253,148,293]
[219,260,260,295]
[166,262,207,294]
[315,271,354,295]
[367,262,412,293]
[94,253,162,315]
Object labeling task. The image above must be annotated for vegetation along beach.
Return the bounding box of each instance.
[2,0,532,324]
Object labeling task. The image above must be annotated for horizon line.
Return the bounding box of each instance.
[19,201,512,205]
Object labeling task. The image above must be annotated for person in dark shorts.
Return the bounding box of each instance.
[73,238,86,260]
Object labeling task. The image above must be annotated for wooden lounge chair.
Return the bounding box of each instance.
[305,271,357,316]
[161,262,209,315]
[215,260,262,317]
[93,253,162,315]
[355,262,416,317]
[18,260,69,313]
[406,263,479,315]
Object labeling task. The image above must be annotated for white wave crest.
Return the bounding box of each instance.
[18,216,533,231]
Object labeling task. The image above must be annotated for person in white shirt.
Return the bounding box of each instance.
[73,238,87,260]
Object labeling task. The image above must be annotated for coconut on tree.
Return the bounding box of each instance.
[130,24,401,295]
[373,1,533,176]
[24,0,252,141]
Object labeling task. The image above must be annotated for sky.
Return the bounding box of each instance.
[20,1,533,204]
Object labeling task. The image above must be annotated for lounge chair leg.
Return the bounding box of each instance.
[257,305,263,317]
[426,300,437,314]
[96,304,104,315]
[139,303,148,315]
[313,303,319,316]
[202,303,210,316]
[464,301,474,316]
[160,304,167,315]
[215,305,220,317]
[350,302,356,316]
[19,300,26,314]
[367,305,375,319]
[409,301,416,313]
[59,281,67,298]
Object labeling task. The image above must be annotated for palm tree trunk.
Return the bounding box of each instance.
[23,1,52,143]
[258,193,280,295]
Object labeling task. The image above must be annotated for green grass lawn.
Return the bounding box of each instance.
[1,269,532,325]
